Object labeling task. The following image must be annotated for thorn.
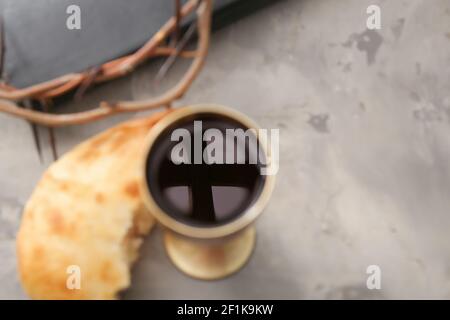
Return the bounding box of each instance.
[23,100,43,163]
[74,67,101,101]
[48,127,58,161]
[31,123,43,163]
[174,0,181,43]
[40,99,58,161]
[155,21,197,85]
[31,125,43,163]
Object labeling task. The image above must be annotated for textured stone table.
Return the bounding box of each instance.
[1,0,450,299]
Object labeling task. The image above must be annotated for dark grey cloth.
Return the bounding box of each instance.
[0,0,245,88]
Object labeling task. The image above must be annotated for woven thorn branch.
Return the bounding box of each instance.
[0,0,212,127]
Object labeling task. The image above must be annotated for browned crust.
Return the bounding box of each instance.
[16,110,170,299]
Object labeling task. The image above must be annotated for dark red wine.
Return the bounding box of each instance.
[145,113,266,227]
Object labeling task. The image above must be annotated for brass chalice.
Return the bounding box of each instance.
[140,104,276,280]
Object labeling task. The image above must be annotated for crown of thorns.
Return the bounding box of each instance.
[0,0,212,127]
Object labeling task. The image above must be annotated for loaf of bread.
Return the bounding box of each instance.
[17,111,169,299]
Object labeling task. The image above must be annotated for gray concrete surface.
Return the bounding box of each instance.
[1,0,450,299]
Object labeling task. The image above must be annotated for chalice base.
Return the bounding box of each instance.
[164,227,256,280]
